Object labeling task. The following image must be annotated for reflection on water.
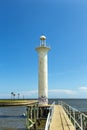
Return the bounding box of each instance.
[0,106,26,130]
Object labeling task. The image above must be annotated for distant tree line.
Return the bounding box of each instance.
[11,92,20,99]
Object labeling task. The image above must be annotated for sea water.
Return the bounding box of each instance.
[0,99,87,130]
[49,99,87,112]
[0,106,26,130]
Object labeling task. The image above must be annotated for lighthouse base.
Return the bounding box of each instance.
[38,96,48,105]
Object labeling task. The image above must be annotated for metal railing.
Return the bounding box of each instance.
[45,102,55,130]
[60,101,87,130]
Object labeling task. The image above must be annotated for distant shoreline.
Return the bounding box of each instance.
[0,98,87,107]
[0,99,37,106]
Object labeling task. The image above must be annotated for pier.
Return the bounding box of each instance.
[26,102,75,130]
[26,101,87,130]
[49,105,75,130]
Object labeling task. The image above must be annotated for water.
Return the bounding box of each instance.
[49,99,87,112]
[0,106,26,130]
[0,99,87,129]
[59,99,87,112]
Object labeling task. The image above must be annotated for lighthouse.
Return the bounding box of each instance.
[36,35,50,105]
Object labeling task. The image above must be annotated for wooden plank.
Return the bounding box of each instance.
[50,105,63,130]
[59,105,75,130]
[49,105,75,130]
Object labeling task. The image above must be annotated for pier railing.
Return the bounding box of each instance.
[60,101,87,130]
[45,102,55,130]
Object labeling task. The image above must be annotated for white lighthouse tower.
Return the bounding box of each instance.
[36,35,50,105]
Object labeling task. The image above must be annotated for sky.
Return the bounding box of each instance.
[0,0,87,99]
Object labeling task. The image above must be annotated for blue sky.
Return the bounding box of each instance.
[0,0,87,99]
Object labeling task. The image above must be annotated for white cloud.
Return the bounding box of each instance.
[49,89,76,95]
[0,90,38,99]
[79,87,87,92]
[20,90,38,96]
[1,87,87,98]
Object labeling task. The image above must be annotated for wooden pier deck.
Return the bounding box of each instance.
[50,105,75,130]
